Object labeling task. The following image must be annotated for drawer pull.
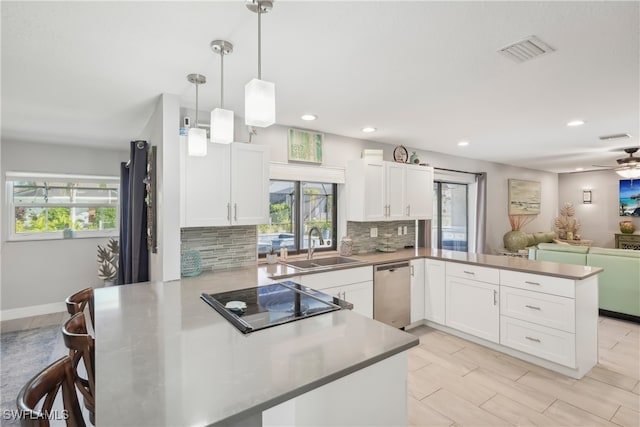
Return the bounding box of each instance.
[525,336,541,343]
[493,290,498,305]
[525,305,541,311]
[524,281,541,286]
[463,270,475,275]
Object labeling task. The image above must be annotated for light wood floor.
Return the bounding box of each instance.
[407,317,640,427]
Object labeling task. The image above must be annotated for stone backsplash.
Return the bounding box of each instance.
[346,221,415,254]
[181,226,257,273]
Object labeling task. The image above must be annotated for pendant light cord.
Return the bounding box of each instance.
[257,4,262,79]
[220,52,225,109]
[195,83,199,127]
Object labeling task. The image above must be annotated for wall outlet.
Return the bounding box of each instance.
[398,226,402,236]
[403,226,408,235]
[370,227,378,238]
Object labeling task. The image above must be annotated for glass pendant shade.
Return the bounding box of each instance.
[211,108,234,144]
[188,127,207,157]
[616,165,640,179]
[245,78,275,127]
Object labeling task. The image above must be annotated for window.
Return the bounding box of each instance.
[432,181,468,251]
[258,180,337,255]
[6,172,119,240]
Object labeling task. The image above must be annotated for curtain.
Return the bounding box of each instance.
[475,172,488,254]
[118,140,149,285]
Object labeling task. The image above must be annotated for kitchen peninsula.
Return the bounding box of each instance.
[94,269,418,426]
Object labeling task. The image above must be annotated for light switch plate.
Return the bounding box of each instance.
[370,227,378,238]
[403,226,408,235]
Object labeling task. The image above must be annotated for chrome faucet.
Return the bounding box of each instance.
[307,226,325,260]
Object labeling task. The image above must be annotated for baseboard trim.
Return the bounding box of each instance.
[599,309,640,324]
[1,302,67,321]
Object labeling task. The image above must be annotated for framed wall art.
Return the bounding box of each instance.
[620,179,640,216]
[288,128,323,164]
[508,179,541,215]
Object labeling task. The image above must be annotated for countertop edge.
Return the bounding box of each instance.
[214,336,419,426]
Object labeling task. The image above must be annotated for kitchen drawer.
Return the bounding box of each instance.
[446,262,499,284]
[500,270,575,298]
[501,286,575,333]
[301,266,373,291]
[500,316,576,368]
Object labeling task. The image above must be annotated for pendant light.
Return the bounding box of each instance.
[210,40,235,144]
[187,73,207,156]
[245,0,275,128]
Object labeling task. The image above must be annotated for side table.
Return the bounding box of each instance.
[554,239,593,247]
[615,233,640,250]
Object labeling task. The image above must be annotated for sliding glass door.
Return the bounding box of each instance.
[432,182,468,251]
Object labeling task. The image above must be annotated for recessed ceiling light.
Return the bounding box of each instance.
[567,120,585,127]
[361,127,376,133]
[575,167,584,171]
[301,114,317,121]
[457,141,469,146]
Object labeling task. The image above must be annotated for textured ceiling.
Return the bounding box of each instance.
[2,1,639,173]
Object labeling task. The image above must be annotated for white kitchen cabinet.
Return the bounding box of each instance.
[181,142,269,227]
[405,164,433,219]
[445,263,500,343]
[410,259,425,323]
[346,159,433,221]
[424,259,446,324]
[300,266,374,318]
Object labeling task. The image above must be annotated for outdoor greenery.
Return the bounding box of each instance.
[15,207,117,233]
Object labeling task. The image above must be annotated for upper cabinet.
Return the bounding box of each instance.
[346,159,433,221]
[180,142,270,227]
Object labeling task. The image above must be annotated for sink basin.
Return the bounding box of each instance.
[285,256,362,270]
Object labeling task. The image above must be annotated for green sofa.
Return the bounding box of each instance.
[529,243,640,322]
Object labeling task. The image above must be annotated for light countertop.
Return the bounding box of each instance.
[95,274,418,426]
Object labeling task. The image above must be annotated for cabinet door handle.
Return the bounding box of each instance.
[234,203,238,221]
[493,290,498,305]
[525,336,541,343]
[525,304,541,311]
[386,205,390,217]
[411,265,415,277]
[525,281,541,286]
[406,205,410,216]
[227,203,231,221]
[463,270,475,275]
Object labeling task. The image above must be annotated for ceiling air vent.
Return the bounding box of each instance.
[599,133,632,141]
[498,35,555,63]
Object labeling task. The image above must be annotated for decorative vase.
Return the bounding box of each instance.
[620,220,636,234]
[503,230,529,252]
[266,254,278,264]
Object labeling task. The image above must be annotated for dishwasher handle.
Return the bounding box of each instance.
[375,262,410,272]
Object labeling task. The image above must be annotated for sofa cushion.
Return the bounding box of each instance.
[537,243,589,253]
[587,251,640,317]
[589,247,640,259]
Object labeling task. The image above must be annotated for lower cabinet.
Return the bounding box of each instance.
[445,275,500,343]
[300,267,374,319]
[424,259,446,324]
[410,259,425,323]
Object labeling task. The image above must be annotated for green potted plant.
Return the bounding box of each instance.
[266,246,278,264]
[97,238,119,286]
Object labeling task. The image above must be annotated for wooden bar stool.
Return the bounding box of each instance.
[62,312,95,425]
[16,355,87,427]
[65,288,94,326]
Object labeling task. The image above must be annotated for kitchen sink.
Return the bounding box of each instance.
[285,256,362,270]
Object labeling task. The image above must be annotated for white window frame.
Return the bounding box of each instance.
[6,171,120,241]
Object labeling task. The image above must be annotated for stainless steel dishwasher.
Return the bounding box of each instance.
[373,261,411,328]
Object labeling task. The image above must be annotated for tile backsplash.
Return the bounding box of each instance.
[181,226,257,272]
[346,221,415,254]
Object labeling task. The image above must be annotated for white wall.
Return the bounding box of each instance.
[231,123,558,254]
[559,170,640,248]
[1,140,128,315]
[140,94,181,282]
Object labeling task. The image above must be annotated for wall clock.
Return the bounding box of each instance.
[393,145,408,163]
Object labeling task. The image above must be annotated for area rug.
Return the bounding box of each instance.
[1,325,66,426]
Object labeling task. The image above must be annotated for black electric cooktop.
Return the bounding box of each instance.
[201,281,348,334]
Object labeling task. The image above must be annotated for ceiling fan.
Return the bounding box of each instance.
[593,147,640,179]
